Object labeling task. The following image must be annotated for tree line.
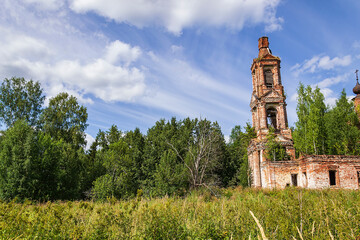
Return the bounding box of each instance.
[293,83,360,156]
[0,77,359,201]
[0,77,254,201]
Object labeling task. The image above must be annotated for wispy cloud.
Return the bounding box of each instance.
[291,54,352,76]
[0,30,146,103]
[22,0,65,11]
[289,73,351,107]
[313,73,350,89]
[69,0,283,35]
[0,1,147,104]
[138,50,250,120]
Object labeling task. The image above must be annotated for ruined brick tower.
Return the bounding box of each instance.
[247,37,360,189]
[248,36,295,188]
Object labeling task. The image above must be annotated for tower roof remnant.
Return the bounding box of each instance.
[353,70,360,95]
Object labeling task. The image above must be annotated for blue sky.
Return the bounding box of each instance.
[1,0,360,145]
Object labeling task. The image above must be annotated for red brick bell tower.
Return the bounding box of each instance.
[248,37,295,188]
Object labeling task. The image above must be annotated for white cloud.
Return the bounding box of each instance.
[289,73,351,106]
[291,55,352,76]
[69,0,283,34]
[224,135,230,144]
[50,58,146,102]
[171,45,183,54]
[0,29,146,103]
[0,1,146,103]
[85,132,95,150]
[21,0,64,11]
[319,88,337,106]
[265,16,284,32]
[317,55,352,70]
[0,35,52,60]
[308,73,351,106]
[104,40,142,65]
[314,73,350,89]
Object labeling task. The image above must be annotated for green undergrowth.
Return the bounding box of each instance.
[1,188,359,239]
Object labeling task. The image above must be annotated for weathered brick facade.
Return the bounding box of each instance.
[248,37,360,189]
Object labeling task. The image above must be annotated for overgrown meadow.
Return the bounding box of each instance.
[1,188,359,239]
[2,76,360,239]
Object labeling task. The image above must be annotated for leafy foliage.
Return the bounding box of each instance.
[0,77,45,127]
[41,92,88,148]
[293,83,360,156]
[1,77,360,202]
[226,123,256,186]
[265,127,291,161]
[0,120,63,200]
[325,89,360,155]
[293,83,327,155]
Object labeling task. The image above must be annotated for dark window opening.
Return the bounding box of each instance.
[357,171,360,187]
[264,69,274,88]
[291,174,298,186]
[329,170,337,186]
[267,108,277,130]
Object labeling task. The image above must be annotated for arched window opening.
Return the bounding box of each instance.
[267,108,277,130]
[264,69,273,88]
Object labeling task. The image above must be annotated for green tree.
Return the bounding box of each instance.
[293,84,327,155]
[0,120,62,200]
[123,128,145,189]
[325,90,360,155]
[40,92,88,199]
[41,92,88,148]
[293,83,310,155]
[265,127,291,161]
[142,118,190,196]
[152,150,187,196]
[92,140,136,200]
[0,77,45,127]
[168,119,227,190]
[56,142,85,200]
[80,137,106,198]
[227,123,256,187]
[308,87,327,154]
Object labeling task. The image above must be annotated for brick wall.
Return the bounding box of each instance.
[303,155,360,189]
[259,156,360,189]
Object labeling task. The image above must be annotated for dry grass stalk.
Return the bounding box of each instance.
[249,210,268,240]
[311,221,315,238]
[296,226,304,240]
[329,230,334,240]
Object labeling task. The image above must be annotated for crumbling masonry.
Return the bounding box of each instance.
[248,37,360,189]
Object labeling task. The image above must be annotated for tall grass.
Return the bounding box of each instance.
[1,188,359,239]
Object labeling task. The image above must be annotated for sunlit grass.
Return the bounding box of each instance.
[1,187,359,239]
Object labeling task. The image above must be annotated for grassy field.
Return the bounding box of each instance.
[1,187,359,239]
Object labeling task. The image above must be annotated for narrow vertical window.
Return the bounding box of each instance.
[264,69,273,88]
[291,174,298,186]
[329,170,336,186]
[357,171,360,187]
[266,107,277,130]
